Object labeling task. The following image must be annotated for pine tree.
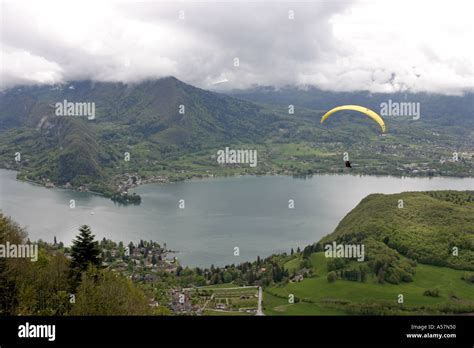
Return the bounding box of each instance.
[70,225,101,272]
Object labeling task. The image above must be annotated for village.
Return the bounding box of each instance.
[98,238,179,282]
[85,238,263,315]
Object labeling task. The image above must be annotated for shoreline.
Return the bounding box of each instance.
[1,167,473,200]
[1,168,474,269]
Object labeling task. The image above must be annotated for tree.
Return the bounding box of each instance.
[223,272,233,283]
[70,268,151,315]
[0,214,27,315]
[15,251,70,315]
[1,214,71,315]
[70,225,101,272]
[302,246,312,259]
[377,268,385,284]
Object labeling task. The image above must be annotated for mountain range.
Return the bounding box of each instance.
[0,77,473,200]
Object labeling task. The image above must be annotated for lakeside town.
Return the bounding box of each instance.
[49,237,261,315]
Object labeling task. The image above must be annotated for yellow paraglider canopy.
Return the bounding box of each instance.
[320,105,386,133]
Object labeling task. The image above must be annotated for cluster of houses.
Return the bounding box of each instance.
[103,241,179,282]
[116,172,168,195]
[169,290,203,314]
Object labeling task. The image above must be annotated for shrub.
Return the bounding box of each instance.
[327,271,337,283]
[423,288,440,297]
[462,272,474,283]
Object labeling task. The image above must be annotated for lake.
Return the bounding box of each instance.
[1,169,473,267]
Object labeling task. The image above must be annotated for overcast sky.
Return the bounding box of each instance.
[1,0,473,94]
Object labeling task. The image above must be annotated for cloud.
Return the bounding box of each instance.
[1,45,63,86]
[0,0,473,95]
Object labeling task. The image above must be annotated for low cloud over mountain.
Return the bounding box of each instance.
[1,0,473,95]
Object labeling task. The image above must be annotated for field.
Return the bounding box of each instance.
[186,285,259,315]
[263,252,474,315]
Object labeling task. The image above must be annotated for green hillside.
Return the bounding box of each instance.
[0,77,287,198]
[1,78,473,202]
[264,191,474,315]
[0,77,278,146]
[265,252,474,315]
[319,191,474,271]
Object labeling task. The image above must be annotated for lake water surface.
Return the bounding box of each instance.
[1,169,473,266]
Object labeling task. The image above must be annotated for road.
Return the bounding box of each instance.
[256,286,264,316]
